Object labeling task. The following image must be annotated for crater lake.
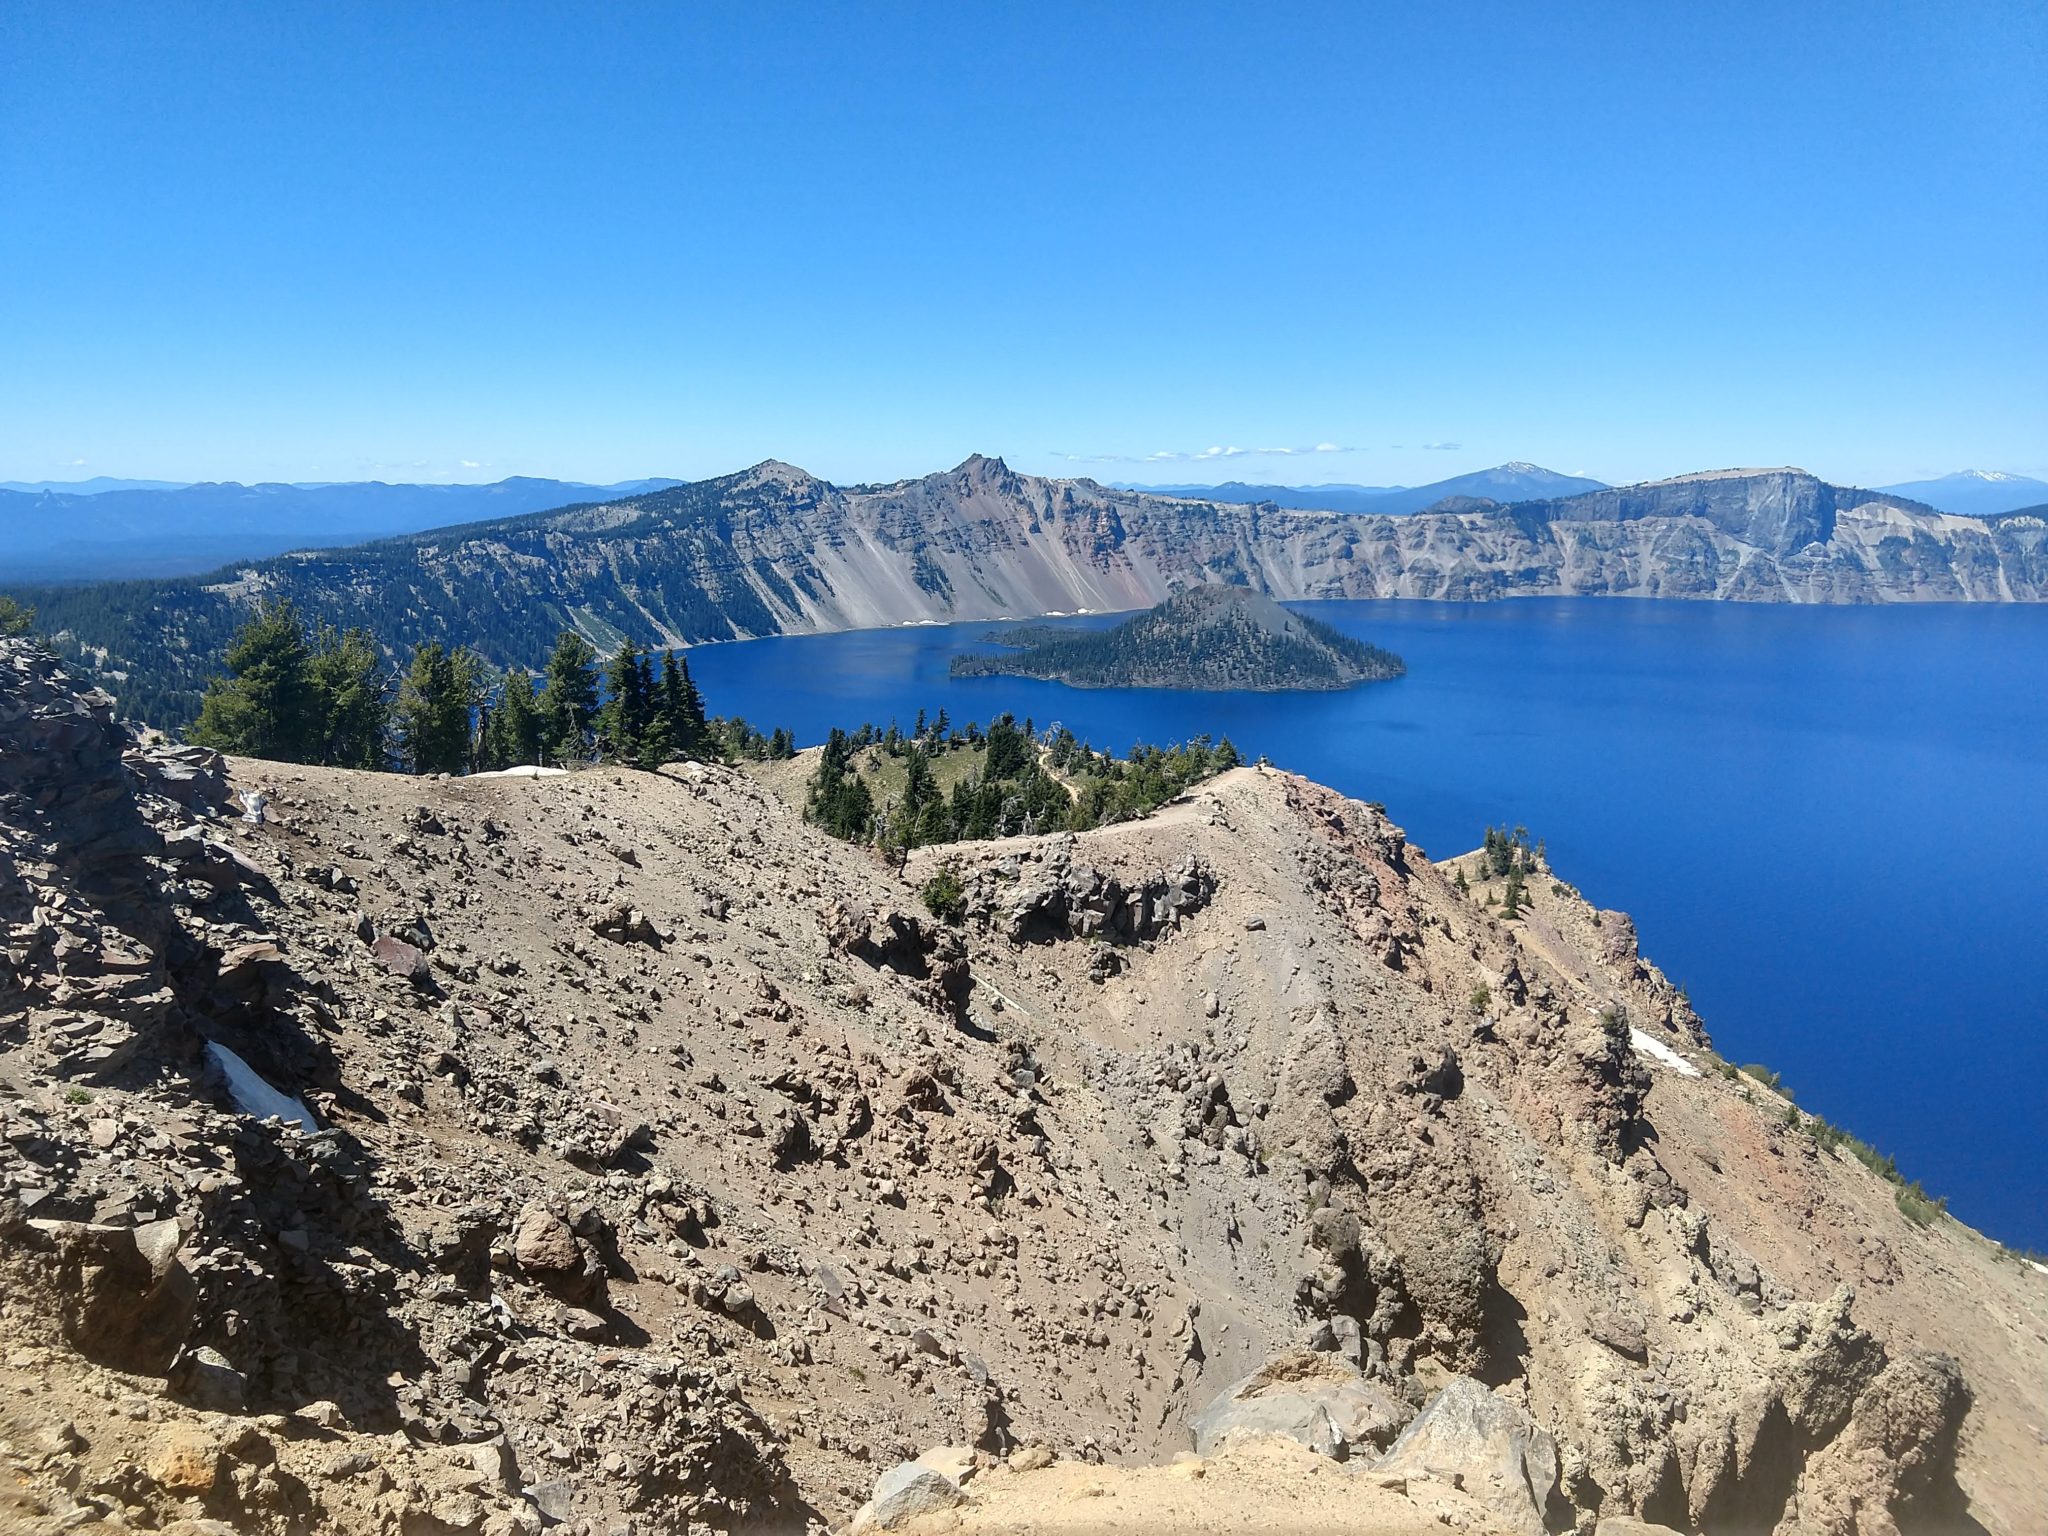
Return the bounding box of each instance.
[685,598,2048,1249]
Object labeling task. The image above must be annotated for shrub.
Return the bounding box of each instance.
[1468,982,1491,1015]
[920,866,966,924]
[1895,1183,1947,1227]
[1739,1063,1783,1093]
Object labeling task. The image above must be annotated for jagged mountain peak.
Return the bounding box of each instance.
[946,452,1014,483]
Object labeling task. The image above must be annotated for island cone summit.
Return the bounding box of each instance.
[951,585,1407,691]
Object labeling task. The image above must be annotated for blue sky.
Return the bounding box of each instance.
[1,2,2041,489]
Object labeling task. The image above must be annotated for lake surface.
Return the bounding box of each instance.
[687,600,2048,1249]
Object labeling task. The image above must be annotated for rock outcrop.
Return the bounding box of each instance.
[2,638,2042,1536]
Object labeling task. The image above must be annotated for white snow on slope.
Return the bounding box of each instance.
[206,1041,317,1132]
[1630,1027,1703,1078]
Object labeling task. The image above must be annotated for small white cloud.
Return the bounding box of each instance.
[460,459,482,470]
[69,457,86,466]
[1055,441,1351,468]
[1420,441,1462,451]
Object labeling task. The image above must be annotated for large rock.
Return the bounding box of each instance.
[510,1203,580,1273]
[1190,1351,1407,1460]
[125,740,235,814]
[1376,1376,1559,1536]
[851,1460,964,1531]
[16,1214,198,1374]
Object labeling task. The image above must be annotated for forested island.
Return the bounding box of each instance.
[950,584,1405,691]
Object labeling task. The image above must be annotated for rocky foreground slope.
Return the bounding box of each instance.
[24,458,2048,731]
[3,638,2045,1536]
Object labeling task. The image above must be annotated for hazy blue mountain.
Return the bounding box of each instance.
[0,475,686,578]
[1120,462,1608,514]
[0,476,192,494]
[1875,471,2048,519]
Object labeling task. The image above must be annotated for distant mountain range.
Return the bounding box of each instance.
[16,457,2045,731]
[1875,471,2048,519]
[0,476,684,578]
[1121,462,1610,514]
[0,476,194,494]
[6,464,2041,581]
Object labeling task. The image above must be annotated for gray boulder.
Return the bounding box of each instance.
[853,1460,963,1530]
[1189,1350,1407,1460]
[1376,1375,1558,1536]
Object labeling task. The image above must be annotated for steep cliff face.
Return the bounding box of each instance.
[4,642,2042,1536]
[27,459,2048,729]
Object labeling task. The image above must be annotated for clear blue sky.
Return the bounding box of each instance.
[2,2,2041,489]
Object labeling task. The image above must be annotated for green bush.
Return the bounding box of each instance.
[920,866,966,924]
[1895,1183,1947,1227]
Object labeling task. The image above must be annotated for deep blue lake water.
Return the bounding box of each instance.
[687,600,2048,1249]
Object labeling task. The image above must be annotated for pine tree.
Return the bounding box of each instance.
[600,641,655,764]
[394,642,480,775]
[805,727,877,840]
[306,624,389,769]
[484,670,542,768]
[538,631,599,764]
[0,595,36,637]
[653,650,708,761]
[192,601,319,761]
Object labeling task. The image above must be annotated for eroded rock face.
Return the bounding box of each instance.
[1797,1351,1972,1536]
[949,837,1216,948]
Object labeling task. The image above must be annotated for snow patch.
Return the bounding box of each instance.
[1629,1027,1703,1078]
[205,1041,317,1132]
[469,764,570,779]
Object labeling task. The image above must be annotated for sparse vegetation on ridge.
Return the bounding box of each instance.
[183,602,790,775]
[803,710,1240,849]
